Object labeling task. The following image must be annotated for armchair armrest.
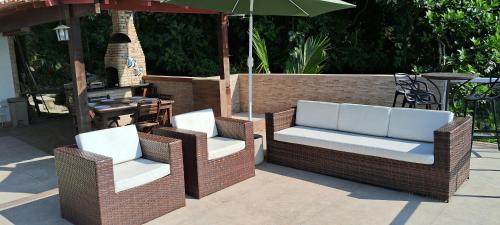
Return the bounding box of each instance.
[54,146,114,223]
[153,127,206,147]
[152,126,207,160]
[139,132,182,164]
[152,127,206,196]
[215,117,253,141]
[139,132,184,179]
[54,147,114,186]
[434,117,473,170]
[265,108,296,141]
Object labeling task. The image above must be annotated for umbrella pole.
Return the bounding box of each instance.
[247,0,254,121]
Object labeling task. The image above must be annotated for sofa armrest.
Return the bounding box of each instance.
[265,108,296,141]
[54,146,114,223]
[434,117,473,170]
[215,117,253,141]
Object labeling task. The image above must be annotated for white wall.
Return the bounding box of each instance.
[0,35,17,122]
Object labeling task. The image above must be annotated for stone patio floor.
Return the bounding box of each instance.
[0,118,499,225]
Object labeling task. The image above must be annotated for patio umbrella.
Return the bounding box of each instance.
[165,0,355,120]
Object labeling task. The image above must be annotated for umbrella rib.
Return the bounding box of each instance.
[231,0,241,13]
[288,0,310,16]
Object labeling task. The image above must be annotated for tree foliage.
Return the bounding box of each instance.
[20,0,498,89]
[417,0,499,76]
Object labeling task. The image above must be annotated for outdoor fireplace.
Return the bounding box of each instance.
[104,10,146,87]
[105,67,119,88]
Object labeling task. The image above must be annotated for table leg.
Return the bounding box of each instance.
[167,106,173,126]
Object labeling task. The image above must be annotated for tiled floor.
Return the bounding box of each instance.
[148,142,500,225]
[0,131,499,225]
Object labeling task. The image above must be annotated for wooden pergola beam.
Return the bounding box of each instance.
[65,4,91,133]
[0,4,98,33]
[100,0,218,14]
[217,13,231,117]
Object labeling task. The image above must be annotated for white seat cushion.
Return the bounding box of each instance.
[207,137,246,160]
[274,126,434,164]
[338,103,391,137]
[388,108,454,142]
[172,109,218,138]
[296,100,340,130]
[75,125,142,165]
[113,158,170,192]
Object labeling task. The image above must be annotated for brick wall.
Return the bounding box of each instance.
[143,76,224,116]
[145,74,445,117]
[238,74,444,113]
[193,79,224,116]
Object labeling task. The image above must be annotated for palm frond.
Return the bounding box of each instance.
[252,30,271,74]
[285,35,331,74]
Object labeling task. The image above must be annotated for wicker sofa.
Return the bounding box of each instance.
[55,125,185,225]
[153,109,255,199]
[265,100,473,201]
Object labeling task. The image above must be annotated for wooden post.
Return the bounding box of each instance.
[65,5,91,133]
[217,13,231,117]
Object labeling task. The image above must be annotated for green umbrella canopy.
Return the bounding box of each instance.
[163,0,355,17]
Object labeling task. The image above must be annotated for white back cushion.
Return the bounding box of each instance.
[338,104,391,136]
[75,125,142,164]
[296,100,340,130]
[388,108,454,142]
[172,108,218,138]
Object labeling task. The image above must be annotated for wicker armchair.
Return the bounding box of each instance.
[54,132,185,225]
[266,103,473,201]
[153,110,255,199]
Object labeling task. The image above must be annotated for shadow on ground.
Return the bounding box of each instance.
[0,195,70,225]
[0,116,75,154]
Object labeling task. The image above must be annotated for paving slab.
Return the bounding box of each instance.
[0,141,499,225]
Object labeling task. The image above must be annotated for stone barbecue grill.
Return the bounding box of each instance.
[104,10,146,88]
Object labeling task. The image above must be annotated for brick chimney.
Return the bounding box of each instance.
[104,10,146,87]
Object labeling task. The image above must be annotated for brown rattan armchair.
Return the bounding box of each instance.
[266,105,473,201]
[54,132,185,225]
[153,113,255,199]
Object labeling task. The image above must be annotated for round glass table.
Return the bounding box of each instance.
[421,72,476,111]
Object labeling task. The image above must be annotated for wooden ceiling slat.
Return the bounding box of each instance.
[0,0,218,33]
[100,0,218,14]
[0,4,98,33]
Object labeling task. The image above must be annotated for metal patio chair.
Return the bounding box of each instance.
[393,73,441,110]
[464,77,500,150]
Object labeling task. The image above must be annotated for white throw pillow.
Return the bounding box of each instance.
[338,103,392,137]
[171,108,218,138]
[296,100,340,130]
[388,108,454,142]
[75,125,142,164]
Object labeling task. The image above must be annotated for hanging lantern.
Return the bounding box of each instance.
[54,24,70,41]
